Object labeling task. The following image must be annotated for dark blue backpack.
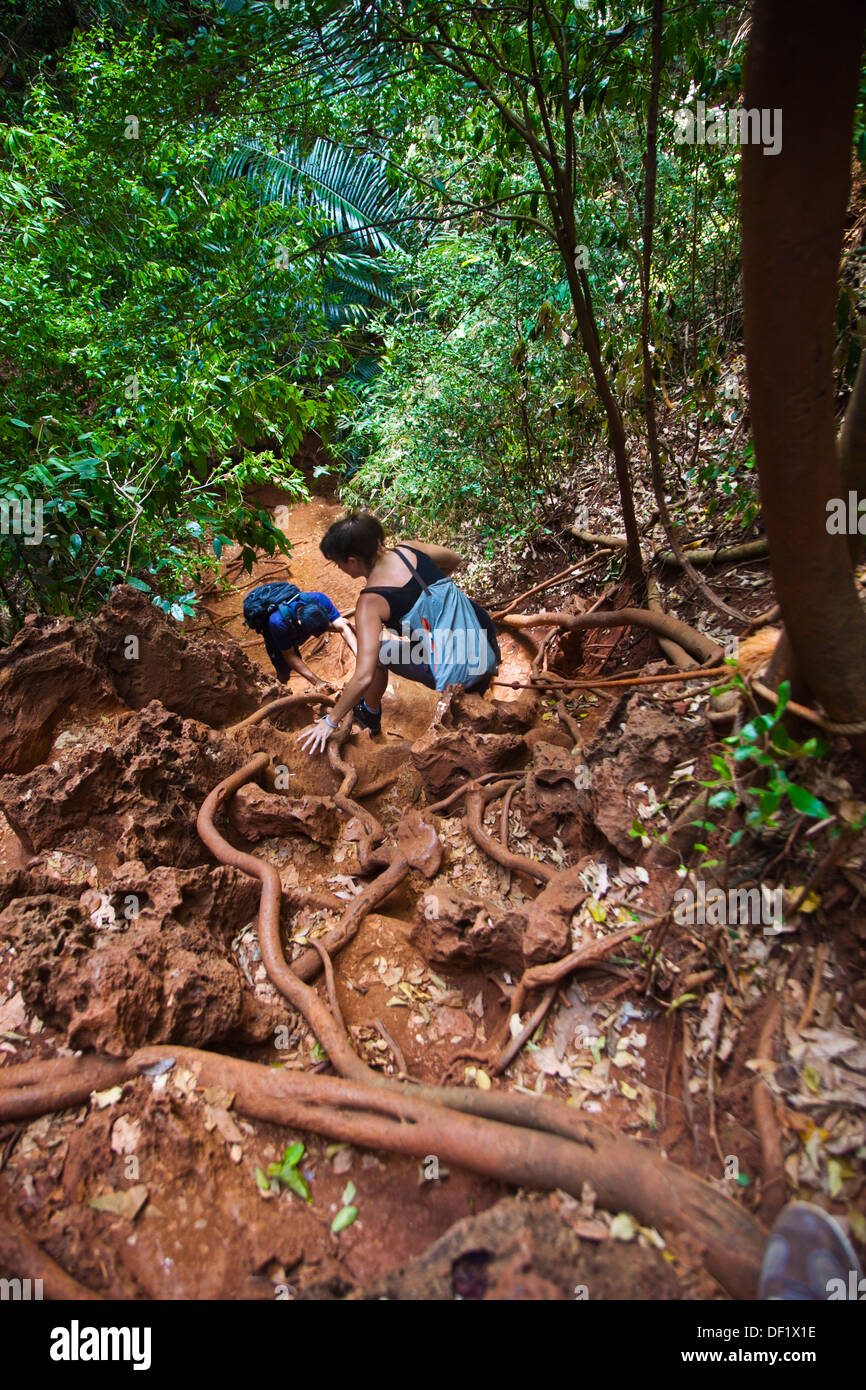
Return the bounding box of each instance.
[242,582,301,634]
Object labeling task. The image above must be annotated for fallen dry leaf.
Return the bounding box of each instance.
[110,1115,141,1156]
[91,1086,124,1109]
[205,1106,245,1145]
[89,1185,148,1221]
[0,991,27,1034]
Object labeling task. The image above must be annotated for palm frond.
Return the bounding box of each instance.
[219,139,423,255]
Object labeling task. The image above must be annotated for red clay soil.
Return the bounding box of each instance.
[0,479,863,1301]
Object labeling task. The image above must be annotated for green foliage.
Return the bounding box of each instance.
[266,1141,313,1201]
[341,230,590,539]
[682,675,831,869]
[0,19,356,623]
[4,0,865,607]
[283,0,766,542]
[330,1180,358,1233]
[217,137,423,325]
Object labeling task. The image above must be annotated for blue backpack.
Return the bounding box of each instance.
[388,550,498,691]
[242,582,301,634]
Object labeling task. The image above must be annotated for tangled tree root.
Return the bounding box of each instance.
[0,1044,765,1299]
[192,753,766,1297]
[224,691,333,735]
[0,709,770,1301]
[500,608,724,666]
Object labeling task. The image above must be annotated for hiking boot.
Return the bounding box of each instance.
[353,700,382,734]
[758,1201,864,1300]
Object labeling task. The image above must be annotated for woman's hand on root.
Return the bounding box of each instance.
[297,717,335,755]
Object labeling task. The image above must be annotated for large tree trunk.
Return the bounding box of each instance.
[741,0,866,752]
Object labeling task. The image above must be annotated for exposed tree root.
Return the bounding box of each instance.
[224,691,333,735]
[354,770,400,799]
[657,539,768,567]
[465,784,556,886]
[0,1202,104,1301]
[0,724,775,1302]
[0,1045,766,1299]
[521,922,647,993]
[426,772,516,815]
[0,1012,771,1301]
[500,608,724,666]
[570,527,630,550]
[571,528,769,569]
[195,752,376,1082]
[646,573,696,669]
[291,851,409,983]
[753,1001,786,1222]
[0,1054,133,1121]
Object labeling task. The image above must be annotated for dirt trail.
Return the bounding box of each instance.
[1,477,862,1300]
[207,488,533,739]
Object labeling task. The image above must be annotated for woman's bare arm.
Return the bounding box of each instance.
[405,540,463,575]
[332,615,357,655]
[322,596,384,723]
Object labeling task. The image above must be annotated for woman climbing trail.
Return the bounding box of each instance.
[297,512,501,753]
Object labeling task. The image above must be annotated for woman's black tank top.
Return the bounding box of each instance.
[361,545,445,627]
[361,545,500,659]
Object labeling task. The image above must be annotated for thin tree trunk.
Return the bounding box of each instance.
[638,0,746,626]
[559,227,644,583]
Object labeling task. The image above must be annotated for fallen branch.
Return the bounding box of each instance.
[373,1016,409,1076]
[750,677,866,736]
[795,943,826,1033]
[491,556,599,619]
[493,985,557,1076]
[490,666,727,692]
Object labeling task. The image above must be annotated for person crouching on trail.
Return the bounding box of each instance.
[243,583,357,692]
[297,511,501,754]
